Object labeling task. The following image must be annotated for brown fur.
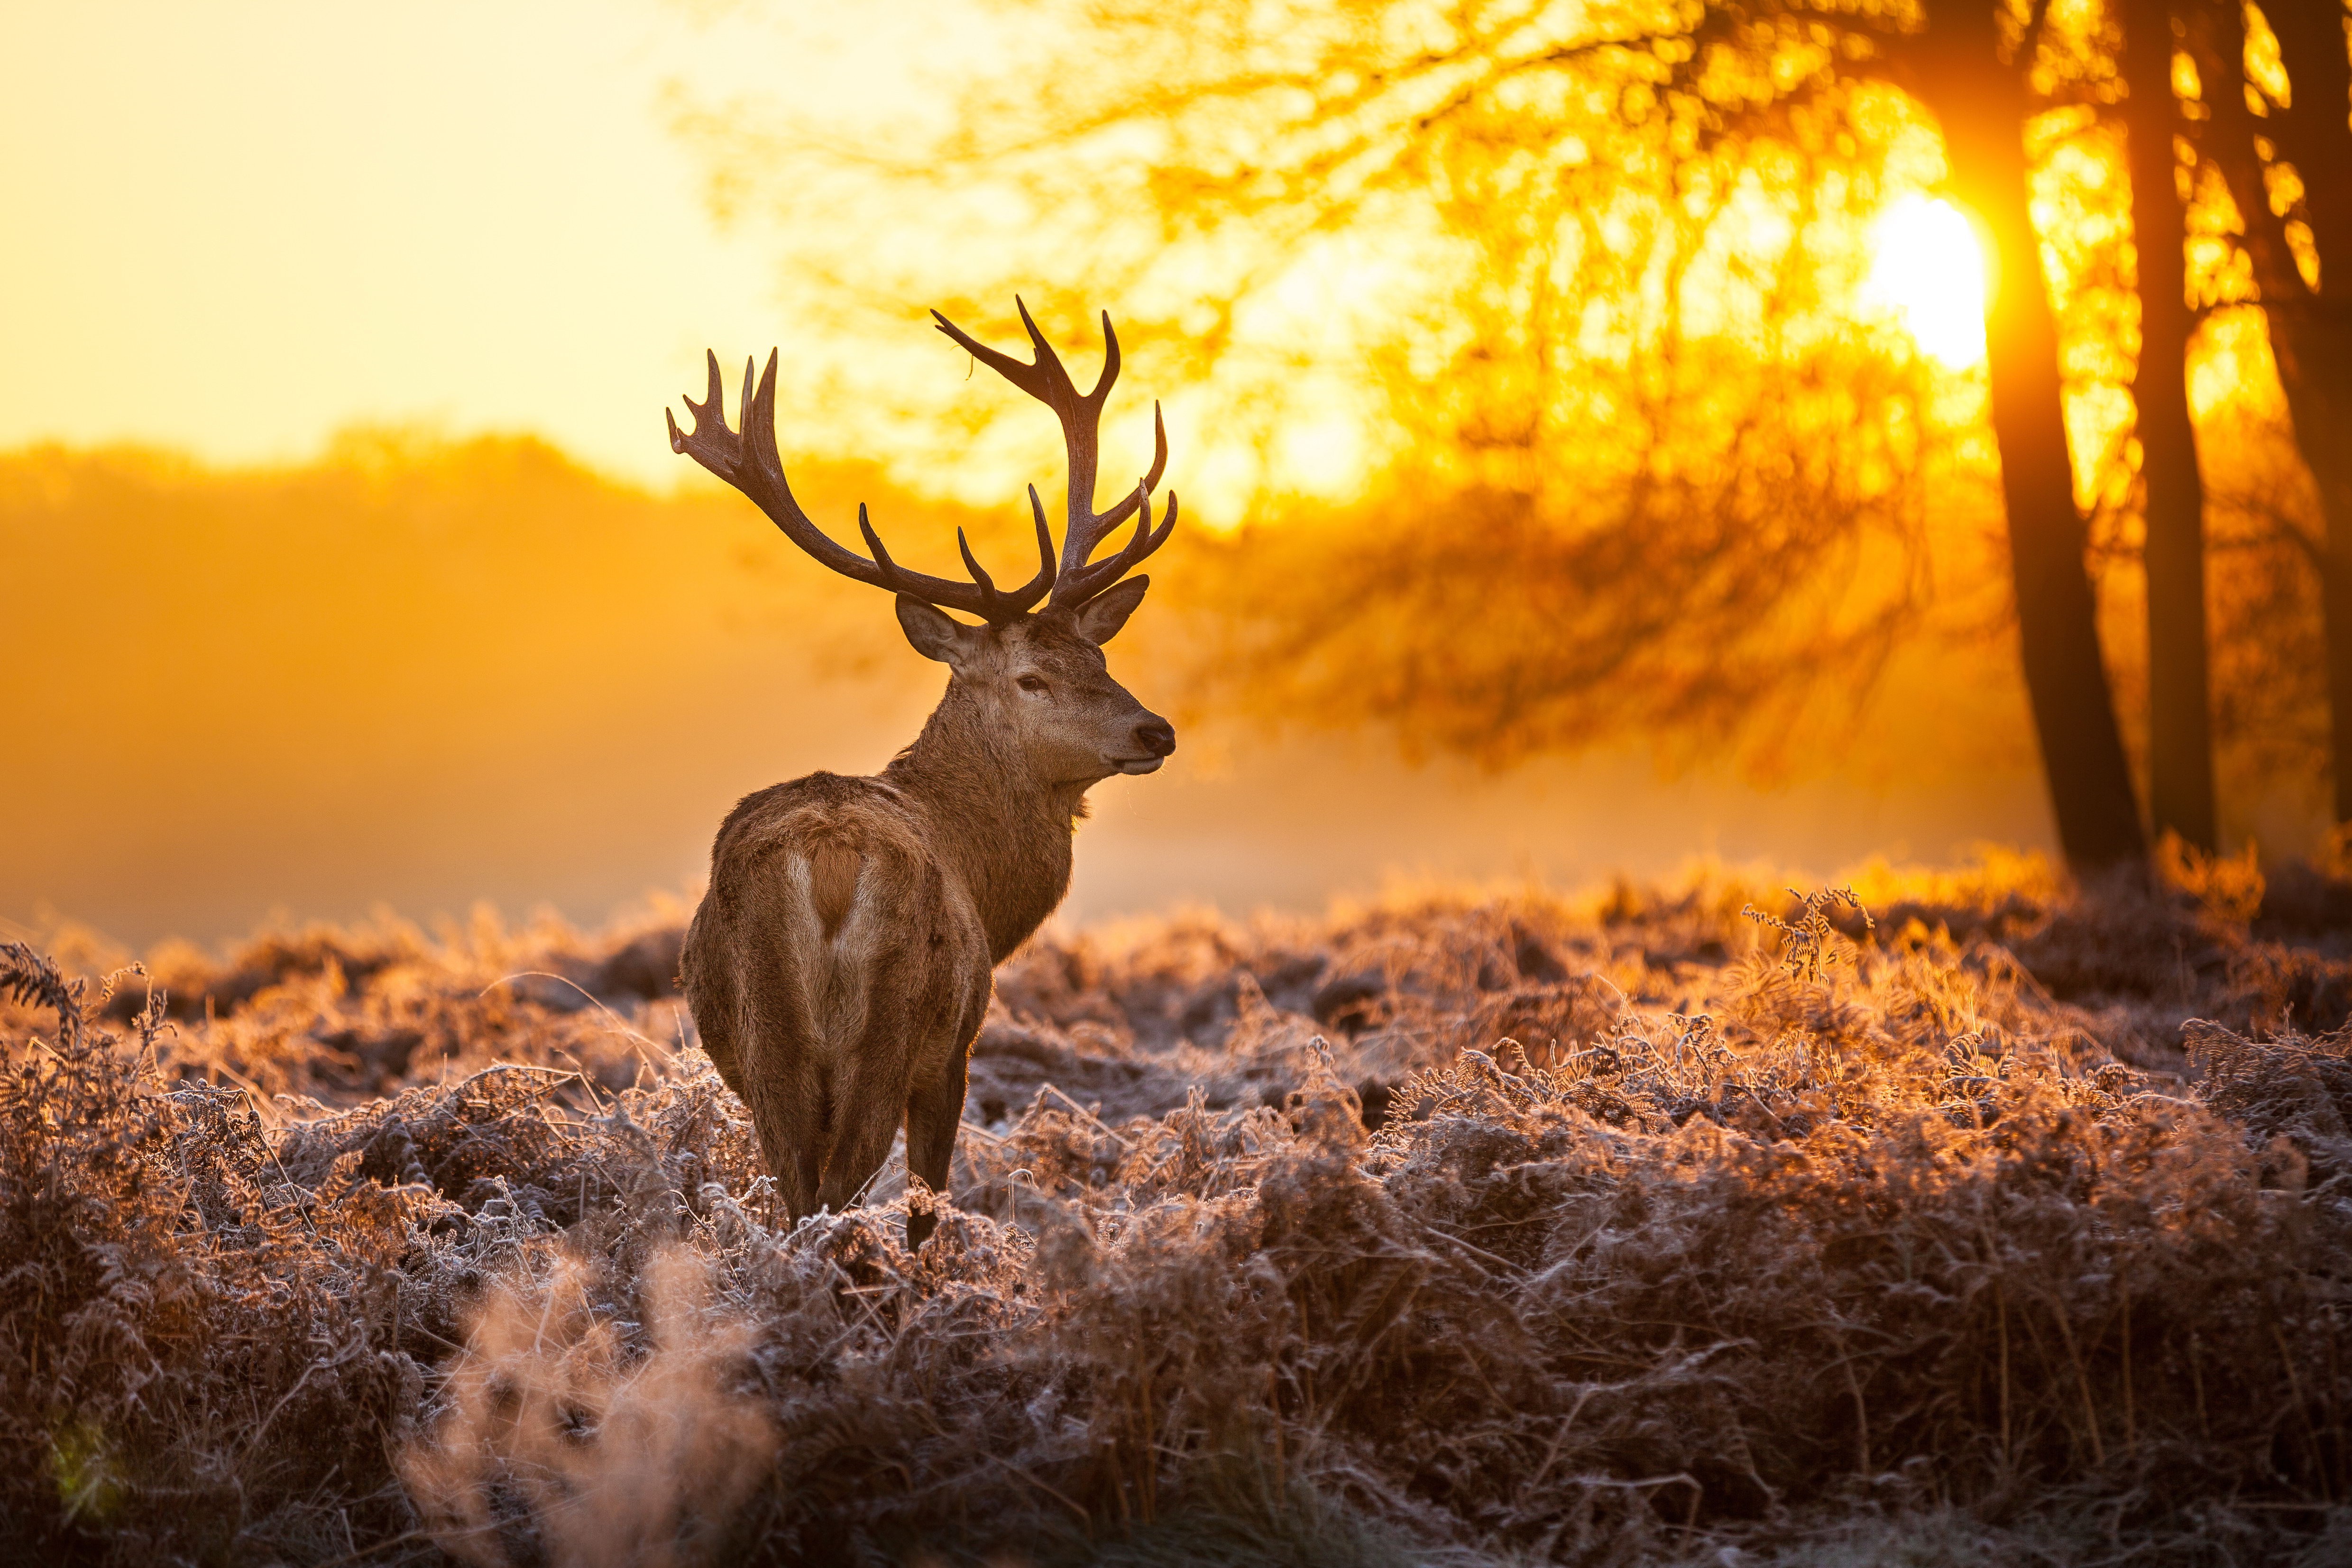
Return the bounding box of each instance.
[808,842,861,938]
[680,598,1172,1245]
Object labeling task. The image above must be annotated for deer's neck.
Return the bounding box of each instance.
[884,687,1084,963]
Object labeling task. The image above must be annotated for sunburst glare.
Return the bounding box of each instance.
[1861,195,1990,368]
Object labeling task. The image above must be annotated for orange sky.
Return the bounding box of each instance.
[0,1,948,489]
[0,1,2001,505]
[0,0,2022,505]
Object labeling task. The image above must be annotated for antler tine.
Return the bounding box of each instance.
[665,350,735,476]
[1015,296,1084,410]
[1058,489,1178,608]
[932,301,1175,610]
[855,504,897,572]
[1062,402,1169,568]
[1026,484,1055,569]
[932,305,1054,403]
[954,528,998,599]
[744,352,777,435]
[1139,398,1167,490]
[668,346,1055,623]
[1088,309,1121,404]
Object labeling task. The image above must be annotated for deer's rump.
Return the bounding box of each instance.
[681,772,990,1218]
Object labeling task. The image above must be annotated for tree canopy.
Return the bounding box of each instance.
[683,0,2348,852]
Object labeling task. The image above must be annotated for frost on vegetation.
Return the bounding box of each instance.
[3,855,2352,1564]
[401,1246,776,1568]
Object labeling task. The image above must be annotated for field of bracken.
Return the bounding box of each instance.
[7,847,2352,1566]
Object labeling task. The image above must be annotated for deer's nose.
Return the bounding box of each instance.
[1134,716,1176,757]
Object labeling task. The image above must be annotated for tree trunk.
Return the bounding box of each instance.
[2201,0,2352,821]
[2124,0,2219,849]
[1913,1,2150,868]
[2263,0,2352,823]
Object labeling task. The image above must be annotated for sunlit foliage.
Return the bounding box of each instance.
[681,0,2334,825]
[689,0,1963,773]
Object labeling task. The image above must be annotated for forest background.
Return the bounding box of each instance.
[5,0,2346,950]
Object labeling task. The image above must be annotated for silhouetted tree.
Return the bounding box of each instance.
[1901,0,2147,865]
[2123,0,2218,850]
[2190,0,2352,822]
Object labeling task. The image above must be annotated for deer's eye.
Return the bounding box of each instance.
[1016,674,1049,694]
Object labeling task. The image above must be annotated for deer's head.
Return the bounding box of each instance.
[666,300,1177,788]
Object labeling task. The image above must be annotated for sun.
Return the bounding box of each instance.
[1860,195,1990,369]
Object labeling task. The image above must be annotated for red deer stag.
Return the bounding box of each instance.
[665,302,1176,1246]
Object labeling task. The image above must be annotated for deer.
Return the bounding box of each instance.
[664,301,1176,1247]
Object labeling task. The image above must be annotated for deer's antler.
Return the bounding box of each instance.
[666,349,1057,624]
[930,298,1176,609]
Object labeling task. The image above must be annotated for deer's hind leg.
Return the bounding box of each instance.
[810,954,960,1214]
[731,1036,828,1223]
[904,980,988,1248]
[811,1054,904,1215]
[711,869,846,1225]
[683,906,815,1219]
[812,865,985,1231]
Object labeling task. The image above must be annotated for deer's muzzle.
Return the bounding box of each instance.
[1113,714,1176,774]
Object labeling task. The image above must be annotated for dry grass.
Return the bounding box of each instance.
[6,850,2352,1565]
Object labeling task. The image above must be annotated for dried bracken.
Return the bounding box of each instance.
[5,857,2352,1565]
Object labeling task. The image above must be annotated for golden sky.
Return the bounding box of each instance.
[0,0,2007,494]
[0,0,2009,509]
[0,1,964,489]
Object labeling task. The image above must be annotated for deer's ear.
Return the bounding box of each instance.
[896,596,977,666]
[1073,576,1150,645]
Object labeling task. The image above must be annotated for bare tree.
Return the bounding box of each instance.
[2188,0,2352,824]
[2122,0,2218,849]
[1902,0,2147,865]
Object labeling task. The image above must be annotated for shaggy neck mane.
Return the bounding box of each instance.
[884,679,1084,962]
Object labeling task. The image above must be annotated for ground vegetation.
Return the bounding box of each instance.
[7,852,2352,1563]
